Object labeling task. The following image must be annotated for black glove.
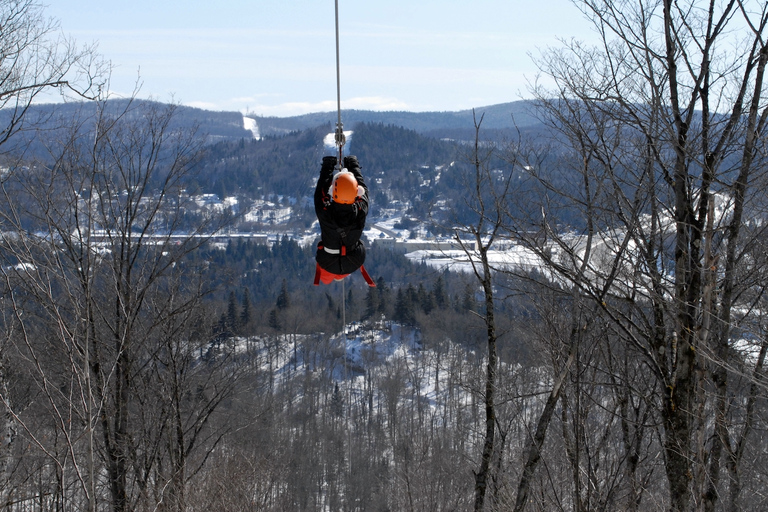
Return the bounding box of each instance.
[321,156,337,171]
[343,155,359,170]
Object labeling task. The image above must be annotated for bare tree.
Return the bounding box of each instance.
[0,97,235,512]
[517,1,768,510]
[0,0,105,147]
[0,1,105,508]
[447,112,515,511]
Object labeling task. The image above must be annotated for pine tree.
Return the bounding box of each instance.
[268,309,281,330]
[331,382,344,418]
[461,283,475,313]
[240,287,252,327]
[217,312,228,339]
[417,283,434,315]
[432,274,448,310]
[406,284,419,313]
[227,291,239,332]
[346,288,355,319]
[394,287,416,326]
[394,288,407,323]
[376,277,390,316]
[364,286,379,320]
[276,279,290,310]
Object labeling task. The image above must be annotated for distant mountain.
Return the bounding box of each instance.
[0,99,563,231]
[3,99,543,151]
[0,99,254,154]
[250,101,541,140]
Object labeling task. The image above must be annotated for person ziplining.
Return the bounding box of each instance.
[312,154,374,286]
[313,0,375,288]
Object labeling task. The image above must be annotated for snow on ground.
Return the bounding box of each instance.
[367,226,407,241]
[297,226,320,248]
[242,115,260,139]
[732,336,766,365]
[244,199,292,224]
[367,210,410,239]
[221,319,552,424]
[404,245,545,275]
[225,320,483,416]
[192,194,236,213]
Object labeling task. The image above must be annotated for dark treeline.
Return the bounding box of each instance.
[197,235,503,346]
[191,125,329,199]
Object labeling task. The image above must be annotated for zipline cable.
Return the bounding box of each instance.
[334,0,348,354]
[334,0,345,164]
[335,0,353,482]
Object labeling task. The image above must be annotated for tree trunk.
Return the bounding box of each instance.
[473,244,497,512]
[513,329,578,512]
[0,357,13,510]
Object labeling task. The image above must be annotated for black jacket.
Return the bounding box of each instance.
[314,156,369,275]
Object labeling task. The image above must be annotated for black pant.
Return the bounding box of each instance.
[316,241,366,275]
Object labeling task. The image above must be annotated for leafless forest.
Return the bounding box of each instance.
[2,1,768,511]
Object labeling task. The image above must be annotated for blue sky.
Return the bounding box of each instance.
[47,1,596,117]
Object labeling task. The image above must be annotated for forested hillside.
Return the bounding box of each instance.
[3,1,768,511]
[0,98,252,155]
[4,95,768,512]
[251,100,541,138]
[192,119,495,230]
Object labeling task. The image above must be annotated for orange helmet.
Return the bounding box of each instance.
[331,171,359,204]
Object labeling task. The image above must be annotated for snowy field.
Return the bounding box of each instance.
[404,246,543,274]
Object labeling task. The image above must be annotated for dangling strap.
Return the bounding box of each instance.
[314,242,325,286]
[360,265,375,287]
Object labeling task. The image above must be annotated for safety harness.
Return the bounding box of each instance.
[313,239,375,288]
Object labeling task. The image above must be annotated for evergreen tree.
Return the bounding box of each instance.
[461,283,475,313]
[406,284,419,314]
[394,287,416,326]
[217,312,228,339]
[417,283,434,315]
[346,288,355,319]
[394,288,406,323]
[433,274,448,310]
[331,382,344,418]
[364,286,379,320]
[376,277,390,316]
[276,279,290,310]
[268,309,281,330]
[227,290,239,332]
[240,287,252,327]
